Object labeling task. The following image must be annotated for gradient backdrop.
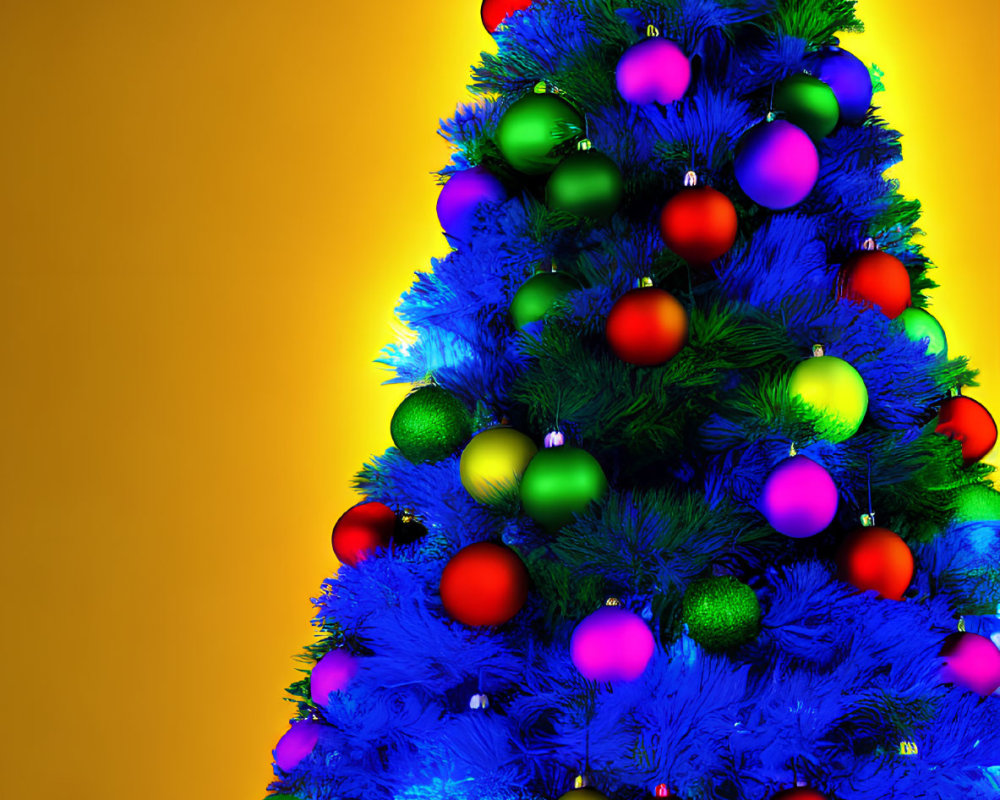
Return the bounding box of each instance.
[0,1,996,798]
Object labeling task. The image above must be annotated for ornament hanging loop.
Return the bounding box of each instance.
[683,170,698,187]
[639,276,654,288]
[862,237,878,251]
[812,343,825,357]
[578,138,593,152]
[646,24,660,38]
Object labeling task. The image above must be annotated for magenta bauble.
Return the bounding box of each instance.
[309,649,358,706]
[273,719,322,772]
[760,455,838,537]
[436,166,507,242]
[615,37,691,105]
[570,605,655,681]
[939,632,1000,696]
[734,120,819,210]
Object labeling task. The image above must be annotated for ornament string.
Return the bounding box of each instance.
[866,451,874,519]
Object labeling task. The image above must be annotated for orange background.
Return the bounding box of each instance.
[0,1,996,798]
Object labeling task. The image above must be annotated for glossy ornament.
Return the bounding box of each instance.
[898,307,947,357]
[436,166,506,242]
[659,172,738,264]
[681,575,760,650]
[760,454,839,538]
[734,120,819,210]
[439,541,529,626]
[571,604,655,681]
[837,523,914,600]
[309,649,358,706]
[546,143,623,219]
[837,246,912,319]
[773,73,840,141]
[390,384,472,464]
[788,349,868,442]
[520,443,608,529]
[939,632,1000,696]
[273,720,321,772]
[331,501,395,567]
[481,0,533,32]
[935,395,997,464]
[606,285,688,366]
[558,790,610,800]
[509,270,580,329]
[813,46,873,123]
[460,426,538,504]
[771,789,829,800]
[615,35,690,106]
[495,92,583,175]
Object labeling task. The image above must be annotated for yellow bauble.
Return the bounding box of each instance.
[459,427,538,504]
[788,354,868,442]
[558,791,609,800]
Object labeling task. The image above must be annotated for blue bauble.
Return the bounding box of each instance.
[812,47,873,123]
[734,120,819,210]
[436,166,507,242]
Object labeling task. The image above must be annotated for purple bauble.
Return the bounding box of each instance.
[760,455,838,538]
[309,649,358,706]
[812,47,872,123]
[273,719,321,772]
[571,605,655,682]
[435,166,506,242]
[615,37,691,105]
[734,120,819,210]
[940,632,1000,696]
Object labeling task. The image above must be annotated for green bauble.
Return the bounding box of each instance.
[460,426,538,505]
[898,307,947,358]
[495,93,584,175]
[773,73,840,141]
[390,385,472,464]
[519,444,607,530]
[788,354,868,442]
[545,147,624,218]
[681,575,760,650]
[509,271,580,329]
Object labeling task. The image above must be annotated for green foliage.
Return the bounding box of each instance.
[760,0,863,45]
[522,546,606,624]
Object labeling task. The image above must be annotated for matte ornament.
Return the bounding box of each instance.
[481,0,532,33]
[837,525,914,600]
[659,184,738,263]
[935,395,998,464]
[436,166,506,242]
[571,605,655,681]
[331,501,395,567]
[734,120,819,210]
[898,307,947,357]
[773,73,840,141]
[495,93,583,175]
[390,384,473,464]
[615,37,690,105]
[788,354,869,442]
[558,791,610,800]
[460,427,538,504]
[837,249,912,319]
[309,649,358,706]
[546,148,623,219]
[439,541,529,626]
[520,444,608,529]
[510,272,580,329]
[939,632,1000,696]
[606,286,688,366]
[813,46,873,123]
[771,789,829,800]
[760,455,839,537]
[681,575,761,650]
[273,720,321,772]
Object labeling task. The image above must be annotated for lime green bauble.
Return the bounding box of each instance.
[495,93,584,175]
[773,73,840,141]
[681,575,760,650]
[509,271,580,329]
[390,385,472,464]
[557,790,609,800]
[460,427,538,504]
[545,147,623,218]
[519,444,607,530]
[898,307,947,358]
[788,354,868,442]
[954,484,1000,523]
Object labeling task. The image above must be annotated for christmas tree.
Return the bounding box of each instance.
[268,0,1000,798]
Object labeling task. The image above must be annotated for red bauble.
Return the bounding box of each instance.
[837,525,914,600]
[771,790,828,800]
[605,286,688,366]
[439,542,529,626]
[331,501,395,567]
[936,395,998,464]
[481,0,533,32]
[837,249,912,319]
[659,186,737,264]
